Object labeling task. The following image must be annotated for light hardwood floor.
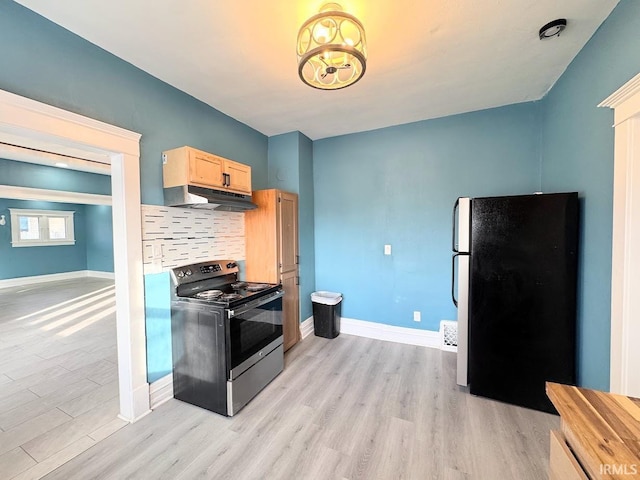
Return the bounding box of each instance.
[44,333,558,479]
[0,278,125,480]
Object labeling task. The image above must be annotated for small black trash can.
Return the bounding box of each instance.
[311,291,342,339]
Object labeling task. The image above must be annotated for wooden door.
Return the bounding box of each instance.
[281,270,300,351]
[278,191,299,350]
[189,149,224,188]
[278,191,298,274]
[224,160,252,194]
[244,190,279,284]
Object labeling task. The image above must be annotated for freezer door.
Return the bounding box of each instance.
[453,197,470,254]
[468,193,578,413]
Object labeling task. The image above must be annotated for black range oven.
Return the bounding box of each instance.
[170,260,283,416]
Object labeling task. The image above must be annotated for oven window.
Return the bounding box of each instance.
[229,296,283,369]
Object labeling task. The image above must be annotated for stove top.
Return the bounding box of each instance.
[171,260,281,308]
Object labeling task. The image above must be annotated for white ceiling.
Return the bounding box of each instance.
[16,0,619,140]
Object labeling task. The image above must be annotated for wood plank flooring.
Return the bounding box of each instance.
[0,278,125,479]
[44,333,558,479]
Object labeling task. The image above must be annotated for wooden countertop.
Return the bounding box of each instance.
[547,382,640,479]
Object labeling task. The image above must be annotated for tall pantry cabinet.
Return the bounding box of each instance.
[245,190,300,351]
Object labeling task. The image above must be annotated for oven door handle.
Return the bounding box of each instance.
[228,290,284,318]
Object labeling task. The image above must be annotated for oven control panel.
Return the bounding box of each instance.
[200,264,222,274]
[171,260,240,285]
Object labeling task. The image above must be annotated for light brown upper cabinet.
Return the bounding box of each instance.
[162,146,252,195]
[245,189,300,351]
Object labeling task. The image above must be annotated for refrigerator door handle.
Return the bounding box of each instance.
[452,198,460,253]
[452,252,469,307]
[452,253,459,307]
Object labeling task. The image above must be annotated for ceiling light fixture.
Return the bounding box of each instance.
[296,3,367,90]
[55,162,68,168]
[539,19,567,40]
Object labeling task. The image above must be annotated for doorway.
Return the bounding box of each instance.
[0,89,149,422]
[599,72,640,396]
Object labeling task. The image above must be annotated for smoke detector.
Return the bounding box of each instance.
[539,19,567,40]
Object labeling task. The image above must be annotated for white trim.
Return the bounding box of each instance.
[600,73,640,397]
[340,317,440,349]
[0,270,115,289]
[0,142,110,175]
[599,72,640,125]
[87,270,116,280]
[0,270,86,289]
[149,373,174,409]
[0,185,111,205]
[0,89,149,422]
[0,90,140,154]
[9,208,75,247]
[300,316,314,339]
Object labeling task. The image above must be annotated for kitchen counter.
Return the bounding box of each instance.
[546,382,640,479]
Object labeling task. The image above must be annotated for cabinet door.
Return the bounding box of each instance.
[281,270,300,351]
[189,150,224,188]
[549,430,588,480]
[278,191,298,274]
[224,160,252,194]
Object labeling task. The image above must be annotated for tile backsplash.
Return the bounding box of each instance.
[141,205,245,274]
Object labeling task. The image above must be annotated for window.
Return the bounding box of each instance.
[9,208,75,247]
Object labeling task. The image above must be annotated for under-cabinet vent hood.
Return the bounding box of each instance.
[164,185,257,212]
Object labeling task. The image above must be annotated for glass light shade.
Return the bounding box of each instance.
[297,4,367,90]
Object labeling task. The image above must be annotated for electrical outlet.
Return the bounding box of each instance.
[384,244,392,255]
[413,311,421,322]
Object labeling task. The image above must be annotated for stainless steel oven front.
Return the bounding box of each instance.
[171,285,284,417]
[226,290,284,415]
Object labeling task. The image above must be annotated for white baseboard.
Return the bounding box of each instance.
[117,381,151,423]
[340,317,440,349]
[300,316,314,339]
[86,270,116,280]
[149,373,174,409]
[0,270,115,289]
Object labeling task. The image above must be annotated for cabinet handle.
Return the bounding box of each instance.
[295,276,300,286]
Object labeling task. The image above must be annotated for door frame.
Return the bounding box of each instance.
[600,72,640,396]
[0,89,150,421]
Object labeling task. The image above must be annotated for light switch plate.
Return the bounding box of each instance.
[384,244,392,255]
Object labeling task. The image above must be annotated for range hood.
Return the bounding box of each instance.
[164,185,257,212]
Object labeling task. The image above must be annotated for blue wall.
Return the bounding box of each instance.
[144,272,172,382]
[539,0,640,390]
[268,133,300,193]
[0,158,111,195]
[268,132,316,321]
[298,133,316,321]
[0,199,87,279]
[85,205,114,272]
[313,104,540,332]
[0,0,270,383]
[3,0,636,391]
[0,158,115,275]
[0,0,269,205]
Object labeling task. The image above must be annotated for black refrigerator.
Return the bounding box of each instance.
[452,193,579,413]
